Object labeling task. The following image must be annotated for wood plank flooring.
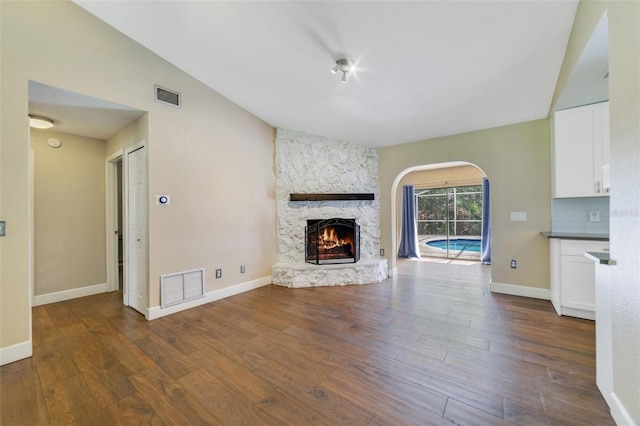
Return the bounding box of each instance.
[1,259,614,425]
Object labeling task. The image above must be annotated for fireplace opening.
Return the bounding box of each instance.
[306,218,360,265]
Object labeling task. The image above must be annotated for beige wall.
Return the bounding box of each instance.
[380,119,551,290]
[398,165,485,190]
[553,1,640,423]
[106,114,148,155]
[1,1,275,361]
[31,130,106,296]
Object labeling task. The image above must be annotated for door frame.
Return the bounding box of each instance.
[29,148,35,308]
[105,150,123,294]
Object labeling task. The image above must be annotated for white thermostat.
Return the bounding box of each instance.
[156,195,170,205]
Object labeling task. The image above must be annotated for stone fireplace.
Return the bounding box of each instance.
[306,218,359,265]
[271,129,388,288]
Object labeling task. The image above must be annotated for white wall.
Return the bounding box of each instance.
[608,3,640,423]
[553,1,640,423]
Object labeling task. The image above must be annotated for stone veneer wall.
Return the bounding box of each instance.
[275,128,380,263]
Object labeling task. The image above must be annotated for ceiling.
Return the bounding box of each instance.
[554,11,609,111]
[34,1,597,146]
[29,81,145,140]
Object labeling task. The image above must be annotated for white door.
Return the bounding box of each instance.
[125,143,147,315]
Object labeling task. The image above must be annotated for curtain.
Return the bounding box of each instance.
[481,177,491,265]
[398,184,420,259]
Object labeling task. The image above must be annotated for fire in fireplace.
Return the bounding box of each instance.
[306,218,360,264]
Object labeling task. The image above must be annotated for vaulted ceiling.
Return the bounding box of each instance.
[51,1,586,146]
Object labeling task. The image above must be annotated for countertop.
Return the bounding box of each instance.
[541,232,609,241]
[585,251,614,265]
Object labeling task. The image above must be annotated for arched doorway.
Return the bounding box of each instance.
[391,161,491,268]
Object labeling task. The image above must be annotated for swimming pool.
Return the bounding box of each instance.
[426,238,481,252]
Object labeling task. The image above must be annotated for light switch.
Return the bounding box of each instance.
[510,212,527,222]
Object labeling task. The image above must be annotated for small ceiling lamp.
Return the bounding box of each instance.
[29,115,54,129]
[331,59,354,83]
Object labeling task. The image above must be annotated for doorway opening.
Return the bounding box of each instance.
[106,142,148,316]
[391,161,491,276]
[29,80,147,316]
[106,153,124,294]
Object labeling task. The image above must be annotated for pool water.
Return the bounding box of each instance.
[426,238,481,252]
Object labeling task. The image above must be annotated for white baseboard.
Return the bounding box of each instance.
[147,275,272,320]
[610,392,637,426]
[0,340,32,366]
[34,283,107,306]
[490,282,550,300]
[558,306,595,321]
[389,267,398,277]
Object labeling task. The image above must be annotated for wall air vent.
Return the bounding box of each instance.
[155,85,181,107]
[160,268,205,308]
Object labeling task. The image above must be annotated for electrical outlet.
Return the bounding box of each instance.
[510,259,517,269]
[589,209,601,222]
[240,265,246,274]
[380,249,385,256]
[215,269,222,279]
[0,221,5,237]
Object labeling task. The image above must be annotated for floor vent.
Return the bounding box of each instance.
[161,268,205,308]
[155,85,181,107]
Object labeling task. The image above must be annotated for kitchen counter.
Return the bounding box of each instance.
[585,251,614,265]
[541,232,609,241]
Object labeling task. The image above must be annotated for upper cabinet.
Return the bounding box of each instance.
[552,101,610,198]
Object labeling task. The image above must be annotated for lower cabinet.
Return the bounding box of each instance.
[549,239,610,320]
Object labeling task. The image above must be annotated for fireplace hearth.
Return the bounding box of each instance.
[306,218,360,265]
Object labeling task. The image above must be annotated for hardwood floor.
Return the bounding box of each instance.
[1,259,614,425]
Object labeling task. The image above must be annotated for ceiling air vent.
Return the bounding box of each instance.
[155,85,181,107]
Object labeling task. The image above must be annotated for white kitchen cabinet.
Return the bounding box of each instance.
[552,101,610,198]
[549,239,609,320]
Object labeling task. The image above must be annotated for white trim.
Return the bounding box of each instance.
[34,283,107,306]
[490,282,550,300]
[556,306,595,321]
[28,148,34,346]
[29,148,35,308]
[609,392,637,426]
[388,266,398,277]
[147,276,272,320]
[0,340,32,366]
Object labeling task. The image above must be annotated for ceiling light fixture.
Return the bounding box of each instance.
[331,59,354,83]
[29,115,54,129]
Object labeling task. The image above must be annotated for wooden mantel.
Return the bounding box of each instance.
[289,193,375,202]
